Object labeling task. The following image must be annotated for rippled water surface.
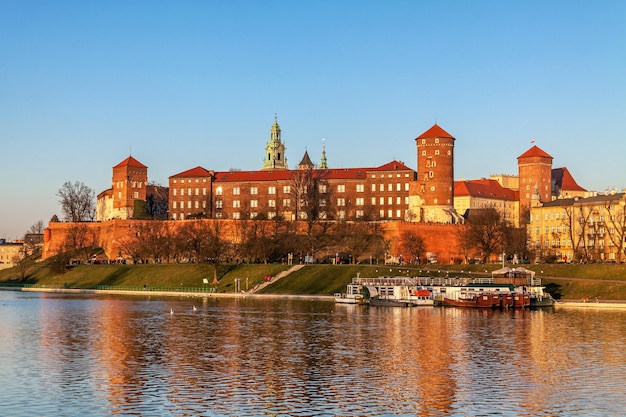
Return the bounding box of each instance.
[1,291,626,416]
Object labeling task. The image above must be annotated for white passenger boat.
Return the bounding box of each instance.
[334,283,369,304]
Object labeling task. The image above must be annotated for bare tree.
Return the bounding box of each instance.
[466,208,502,263]
[399,230,427,264]
[57,181,96,222]
[604,198,626,262]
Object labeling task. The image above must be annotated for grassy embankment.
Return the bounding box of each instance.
[2,259,626,300]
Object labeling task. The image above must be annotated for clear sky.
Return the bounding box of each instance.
[1,1,625,239]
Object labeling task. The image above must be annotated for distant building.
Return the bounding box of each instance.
[528,190,626,262]
[454,178,519,227]
[0,239,23,268]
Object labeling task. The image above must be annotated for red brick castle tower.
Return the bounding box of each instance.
[517,145,553,211]
[112,156,148,219]
[409,124,458,223]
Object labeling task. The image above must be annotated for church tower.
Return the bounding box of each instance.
[262,115,288,170]
[409,124,456,223]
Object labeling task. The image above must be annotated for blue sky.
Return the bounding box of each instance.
[1,1,625,239]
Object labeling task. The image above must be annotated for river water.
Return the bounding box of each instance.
[1,291,625,416]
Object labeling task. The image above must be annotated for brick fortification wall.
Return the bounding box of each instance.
[382,222,465,264]
[43,220,466,264]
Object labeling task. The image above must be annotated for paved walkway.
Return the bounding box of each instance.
[249,264,306,293]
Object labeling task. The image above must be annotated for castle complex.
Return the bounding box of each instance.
[76,116,626,263]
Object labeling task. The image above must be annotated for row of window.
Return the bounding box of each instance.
[115,181,143,189]
[171,208,406,221]
[171,195,410,211]
[173,188,209,196]
[169,182,412,197]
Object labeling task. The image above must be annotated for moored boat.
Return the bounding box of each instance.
[443,292,499,308]
[334,283,369,304]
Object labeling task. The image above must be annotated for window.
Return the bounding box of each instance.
[319,184,327,193]
[387,184,392,191]
[371,197,376,205]
[268,186,276,195]
[216,187,223,196]
[388,197,393,205]
[187,201,191,209]
[195,188,199,196]
[233,200,241,208]
[356,184,364,193]
[319,198,326,206]
[203,188,207,196]
[251,187,258,195]
[268,212,276,219]
[251,200,258,208]
[337,185,345,193]
[233,187,240,195]
[173,189,177,196]
[396,210,401,218]
[202,201,206,208]
[356,210,364,218]
[283,199,290,207]
[422,150,426,156]
[396,197,401,204]
[173,201,177,209]
[435,150,440,155]
[379,197,384,205]
[380,210,385,218]
[338,210,345,220]
[181,188,185,196]
[216,200,223,209]
[283,185,290,194]
[172,213,177,220]
[215,212,222,219]
[379,184,384,192]
[371,184,377,192]
[188,188,192,196]
[233,212,240,219]
[421,139,426,144]
[133,192,139,198]
[396,183,401,191]
[388,210,393,218]
[195,201,199,209]
[337,198,346,206]
[356,198,364,206]
[268,199,276,207]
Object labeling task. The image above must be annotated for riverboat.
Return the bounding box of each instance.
[344,275,434,307]
[443,292,499,308]
[334,283,369,304]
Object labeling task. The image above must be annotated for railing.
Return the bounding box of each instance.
[22,284,217,293]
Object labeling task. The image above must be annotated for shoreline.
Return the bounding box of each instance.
[10,286,335,301]
[5,287,626,308]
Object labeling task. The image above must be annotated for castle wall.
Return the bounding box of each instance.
[43,219,467,264]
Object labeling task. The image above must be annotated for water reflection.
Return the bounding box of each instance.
[1,292,626,416]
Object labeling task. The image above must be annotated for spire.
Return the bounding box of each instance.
[320,138,328,169]
[298,149,314,170]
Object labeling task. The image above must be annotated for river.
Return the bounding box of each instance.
[1,290,625,416]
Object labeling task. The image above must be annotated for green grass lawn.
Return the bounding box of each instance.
[2,261,626,300]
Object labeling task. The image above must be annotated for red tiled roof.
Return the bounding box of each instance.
[517,145,552,160]
[454,178,518,200]
[170,166,214,178]
[552,167,586,192]
[416,124,455,140]
[210,161,414,184]
[370,160,414,172]
[114,156,147,169]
